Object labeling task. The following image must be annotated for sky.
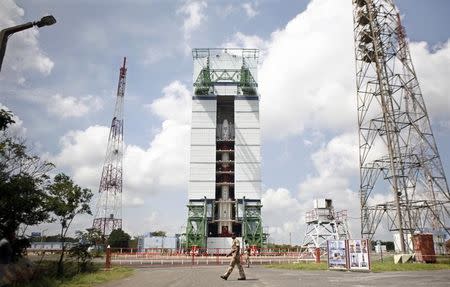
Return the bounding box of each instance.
[1,0,449,244]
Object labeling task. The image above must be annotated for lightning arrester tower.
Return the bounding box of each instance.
[353,0,450,253]
[93,57,127,237]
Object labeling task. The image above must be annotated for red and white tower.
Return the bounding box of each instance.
[93,57,127,237]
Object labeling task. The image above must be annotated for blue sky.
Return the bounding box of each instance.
[1,0,449,243]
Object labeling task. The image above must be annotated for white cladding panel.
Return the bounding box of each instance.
[192,111,216,128]
[235,128,260,145]
[235,181,261,199]
[214,85,238,96]
[235,112,259,128]
[143,237,177,249]
[235,99,259,112]
[191,129,215,145]
[189,181,215,199]
[190,146,216,163]
[192,100,216,112]
[235,145,260,163]
[190,163,215,181]
[236,163,261,181]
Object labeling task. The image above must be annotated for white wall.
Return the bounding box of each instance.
[189,99,217,200]
[234,98,261,200]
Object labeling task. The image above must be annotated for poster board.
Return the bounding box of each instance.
[327,240,348,270]
[348,239,370,271]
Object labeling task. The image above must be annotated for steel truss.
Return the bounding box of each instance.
[241,199,263,247]
[352,0,450,252]
[92,58,127,237]
[302,210,350,251]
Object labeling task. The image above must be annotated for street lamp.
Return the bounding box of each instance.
[0,15,56,72]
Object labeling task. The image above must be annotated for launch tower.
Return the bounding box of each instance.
[186,48,263,250]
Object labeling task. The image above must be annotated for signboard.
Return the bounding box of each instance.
[327,240,348,269]
[348,239,370,271]
[31,232,41,237]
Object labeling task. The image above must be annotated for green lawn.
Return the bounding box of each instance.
[266,262,328,271]
[267,258,450,272]
[15,262,134,287]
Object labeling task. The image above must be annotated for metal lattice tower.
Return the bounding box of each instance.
[93,57,127,237]
[353,0,450,253]
[302,199,350,252]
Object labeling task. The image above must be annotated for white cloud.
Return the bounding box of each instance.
[310,133,358,178]
[222,32,269,58]
[51,125,109,189]
[410,40,450,123]
[51,81,191,198]
[242,2,259,18]
[262,188,303,243]
[258,0,450,140]
[177,0,207,40]
[0,0,54,81]
[49,94,103,118]
[27,93,103,119]
[258,0,356,139]
[146,81,191,125]
[262,133,361,243]
[262,188,301,212]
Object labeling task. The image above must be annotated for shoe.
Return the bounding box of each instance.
[220,275,228,280]
[238,278,246,280]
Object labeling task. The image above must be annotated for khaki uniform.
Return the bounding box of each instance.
[222,238,246,279]
[245,247,251,267]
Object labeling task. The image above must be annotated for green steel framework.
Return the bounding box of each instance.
[185,200,208,249]
[241,199,264,247]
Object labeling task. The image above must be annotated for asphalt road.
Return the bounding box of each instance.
[99,266,450,287]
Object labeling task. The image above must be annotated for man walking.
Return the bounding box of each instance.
[244,241,251,268]
[220,234,246,281]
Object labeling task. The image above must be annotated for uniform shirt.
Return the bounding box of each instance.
[231,238,240,258]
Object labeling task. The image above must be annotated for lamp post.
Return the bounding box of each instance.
[0,15,56,72]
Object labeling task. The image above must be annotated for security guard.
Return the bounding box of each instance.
[220,233,246,280]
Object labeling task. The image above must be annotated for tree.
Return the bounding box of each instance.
[108,229,131,249]
[150,231,166,237]
[47,173,93,275]
[69,229,101,273]
[0,109,15,131]
[0,111,54,260]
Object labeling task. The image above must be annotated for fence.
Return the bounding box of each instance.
[25,247,450,268]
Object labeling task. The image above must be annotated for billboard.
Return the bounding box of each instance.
[327,240,348,269]
[348,239,370,271]
[327,239,371,271]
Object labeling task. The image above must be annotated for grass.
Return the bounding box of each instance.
[266,262,328,271]
[14,261,134,287]
[266,257,450,273]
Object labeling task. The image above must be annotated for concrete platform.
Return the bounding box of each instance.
[99,266,450,287]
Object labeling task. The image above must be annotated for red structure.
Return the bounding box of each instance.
[412,234,436,263]
[93,58,127,237]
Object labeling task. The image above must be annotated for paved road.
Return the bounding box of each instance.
[99,266,450,287]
